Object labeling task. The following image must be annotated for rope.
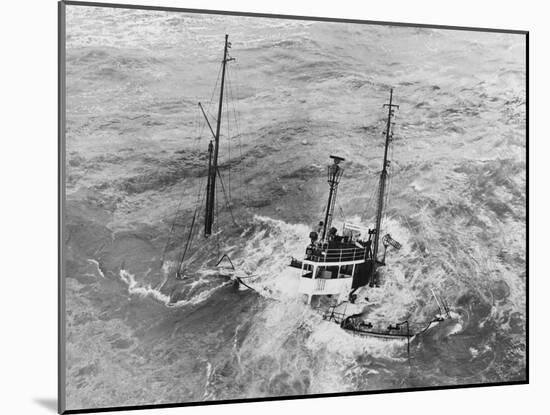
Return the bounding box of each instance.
[338,204,347,222]
[217,168,238,226]
[159,185,187,267]
[177,208,198,272]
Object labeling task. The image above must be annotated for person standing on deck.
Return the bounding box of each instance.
[366,239,372,258]
[316,221,324,235]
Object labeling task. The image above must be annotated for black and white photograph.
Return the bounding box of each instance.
[58,1,526,413]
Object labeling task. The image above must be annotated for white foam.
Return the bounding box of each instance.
[230,215,309,299]
[87,259,105,279]
[447,321,464,336]
[203,361,213,399]
[118,269,228,308]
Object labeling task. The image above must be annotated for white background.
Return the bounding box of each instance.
[0,0,544,414]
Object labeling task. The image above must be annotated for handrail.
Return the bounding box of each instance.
[306,253,368,263]
[317,246,366,252]
[303,243,369,264]
[305,256,367,263]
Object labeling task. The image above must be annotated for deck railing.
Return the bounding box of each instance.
[306,245,369,263]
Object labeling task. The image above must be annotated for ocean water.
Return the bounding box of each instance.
[63,5,526,410]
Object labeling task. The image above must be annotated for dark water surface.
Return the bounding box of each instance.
[64,5,526,410]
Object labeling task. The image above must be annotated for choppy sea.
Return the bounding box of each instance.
[63,5,526,410]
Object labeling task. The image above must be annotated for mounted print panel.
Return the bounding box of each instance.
[59,1,527,413]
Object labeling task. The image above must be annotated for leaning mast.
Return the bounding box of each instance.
[204,34,232,236]
[372,89,399,263]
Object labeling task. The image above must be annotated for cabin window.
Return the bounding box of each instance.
[301,270,313,278]
[340,264,353,275]
[315,266,337,279]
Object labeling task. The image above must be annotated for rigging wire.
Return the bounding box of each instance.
[160,107,206,268]
[224,66,233,202]
[362,175,379,224]
[184,49,243,269]
[319,201,328,224]
[226,65,250,206]
[215,183,221,259]
[216,168,238,226]
[177,207,198,274]
[175,165,207,273]
[204,62,223,131]
[338,203,347,223]
[383,147,393,230]
[229,66,250,206]
[160,185,188,267]
[166,58,224,272]
[383,115,398,230]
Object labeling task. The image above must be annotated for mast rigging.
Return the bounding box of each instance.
[204,34,233,236]
[372,88,399,263]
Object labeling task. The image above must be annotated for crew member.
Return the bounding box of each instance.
[316,221,324,235]
[309,231,318,244]
[366,239,372,258]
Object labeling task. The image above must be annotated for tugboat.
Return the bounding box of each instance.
[289,89,448,343]
[290,88,400,306]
